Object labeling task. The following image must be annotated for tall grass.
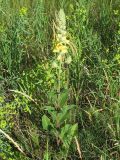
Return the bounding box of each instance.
[0,0,120,159]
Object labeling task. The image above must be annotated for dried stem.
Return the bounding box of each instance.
[0,129,25,155]
[75,136,82,160]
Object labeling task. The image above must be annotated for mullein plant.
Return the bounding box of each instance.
[42,9,80,159]
[53,8,72,65]
[52,8,72,96]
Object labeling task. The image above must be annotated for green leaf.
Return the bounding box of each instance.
[48,90,57,103]
[60,124,71,140]
[49,111,57,123]
[61,105,75,112]
[60,90,68,107]
[58,111,68,125]
[58,105,75,125]
[70,123,78,136]
[42,115,51,130]
[60,123,78,140]
[31,132,39,147]
[42,106,55,112]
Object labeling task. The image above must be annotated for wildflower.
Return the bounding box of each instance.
[20,7,27,16]
[53,43,68,54]
[56,34,69,44]
[57,9,66,31]
[53,8,74,65]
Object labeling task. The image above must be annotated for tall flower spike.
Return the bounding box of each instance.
[57,9,66,31]
[53,8,72,63]
[55,9,69,45]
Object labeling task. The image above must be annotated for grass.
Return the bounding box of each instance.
[0,0,120,160]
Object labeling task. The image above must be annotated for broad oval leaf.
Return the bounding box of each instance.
[42,115,51,130]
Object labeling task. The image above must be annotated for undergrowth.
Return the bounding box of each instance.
[0,0,120,160]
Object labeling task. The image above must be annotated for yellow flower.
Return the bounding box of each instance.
[53,43,68,53]
[114,10,119,15]
[20,7,27,16]
[114,54,120,64]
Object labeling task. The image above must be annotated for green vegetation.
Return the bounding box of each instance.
[0,0,120,159]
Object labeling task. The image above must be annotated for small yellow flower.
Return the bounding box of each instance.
[114,10,119,15]
[53,43,68,53]
[114,54,120,64]
[20,7,27,16]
